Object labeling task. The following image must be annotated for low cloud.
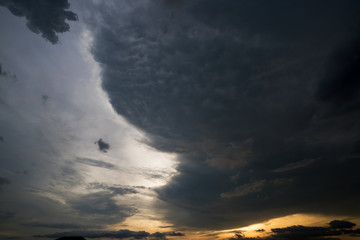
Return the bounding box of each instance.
[228,219,359,240]
[329,220,356,229]
[22,222,100,230]
[94,139,110,153]
[0,0,77,44]
[87,182,139,196]
[221,180,266,199]
[273,158,317,173]
[0,176,10,190]
[76,158,116,169]
[35,229,184,239]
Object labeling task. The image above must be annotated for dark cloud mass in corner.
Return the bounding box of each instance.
[0,0,77,44]
[89,0,360,230]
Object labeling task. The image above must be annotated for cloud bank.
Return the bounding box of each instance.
[87,0,360,230]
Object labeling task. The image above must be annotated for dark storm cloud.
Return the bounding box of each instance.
[94,138,110,153]
[89,0,360,230]
[76,157,116,169]
[0,176,10,190]
[0,0,77,44]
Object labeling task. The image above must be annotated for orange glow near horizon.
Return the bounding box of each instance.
[104,213,360,239]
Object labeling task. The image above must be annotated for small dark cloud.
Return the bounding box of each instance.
[256,229,265,232]
[0,63,16,80]
[0,136,5,143]
[94,138,110,153]
[0,176,10,190]
[151,231,185,239]
[329,220,356,229]
[0,0,78,44]
[76,157,116,169]
[42,94,49,105]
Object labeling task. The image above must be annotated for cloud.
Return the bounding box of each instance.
[69,191,137,220]
[221,180,266,199]
[0,176,10,190]
[329,220,356,229]
[35,229,150,239]
[22,222,100,230]
[228,219,359,240]
[76,158,117,169]
[35,229,184,239]
[87,182,139,195]
[0,0,77,44]
[88,0,360,230]
[273,158,317,173]
[94,138,110,153]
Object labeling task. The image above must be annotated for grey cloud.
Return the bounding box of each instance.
[221,180,266,199]
[69,191,137,224]
[329,220,356,229]
[35,229,184,239]
[87,182,139,195]
[0,63,16,80]
[273,158,317,173]
[0,176,10,190]
[76,158,116,169]
[150,231,185,239]
[35,229,150,239]
[89,0,360,230]
[228,220,359,240]
[22,222,100,230]
[0,0,77,44]
[94,138,110,153]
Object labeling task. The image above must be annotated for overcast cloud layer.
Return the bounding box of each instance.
[88,0,360,229]
[1,0,360,239]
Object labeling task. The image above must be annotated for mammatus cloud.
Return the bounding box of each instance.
[94,138,110,153]
[35,229,184,239]
[0,0,77,44]
[228,220,360,240]
[88,0,360,230]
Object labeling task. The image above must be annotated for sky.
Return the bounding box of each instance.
[0,0,360,240]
